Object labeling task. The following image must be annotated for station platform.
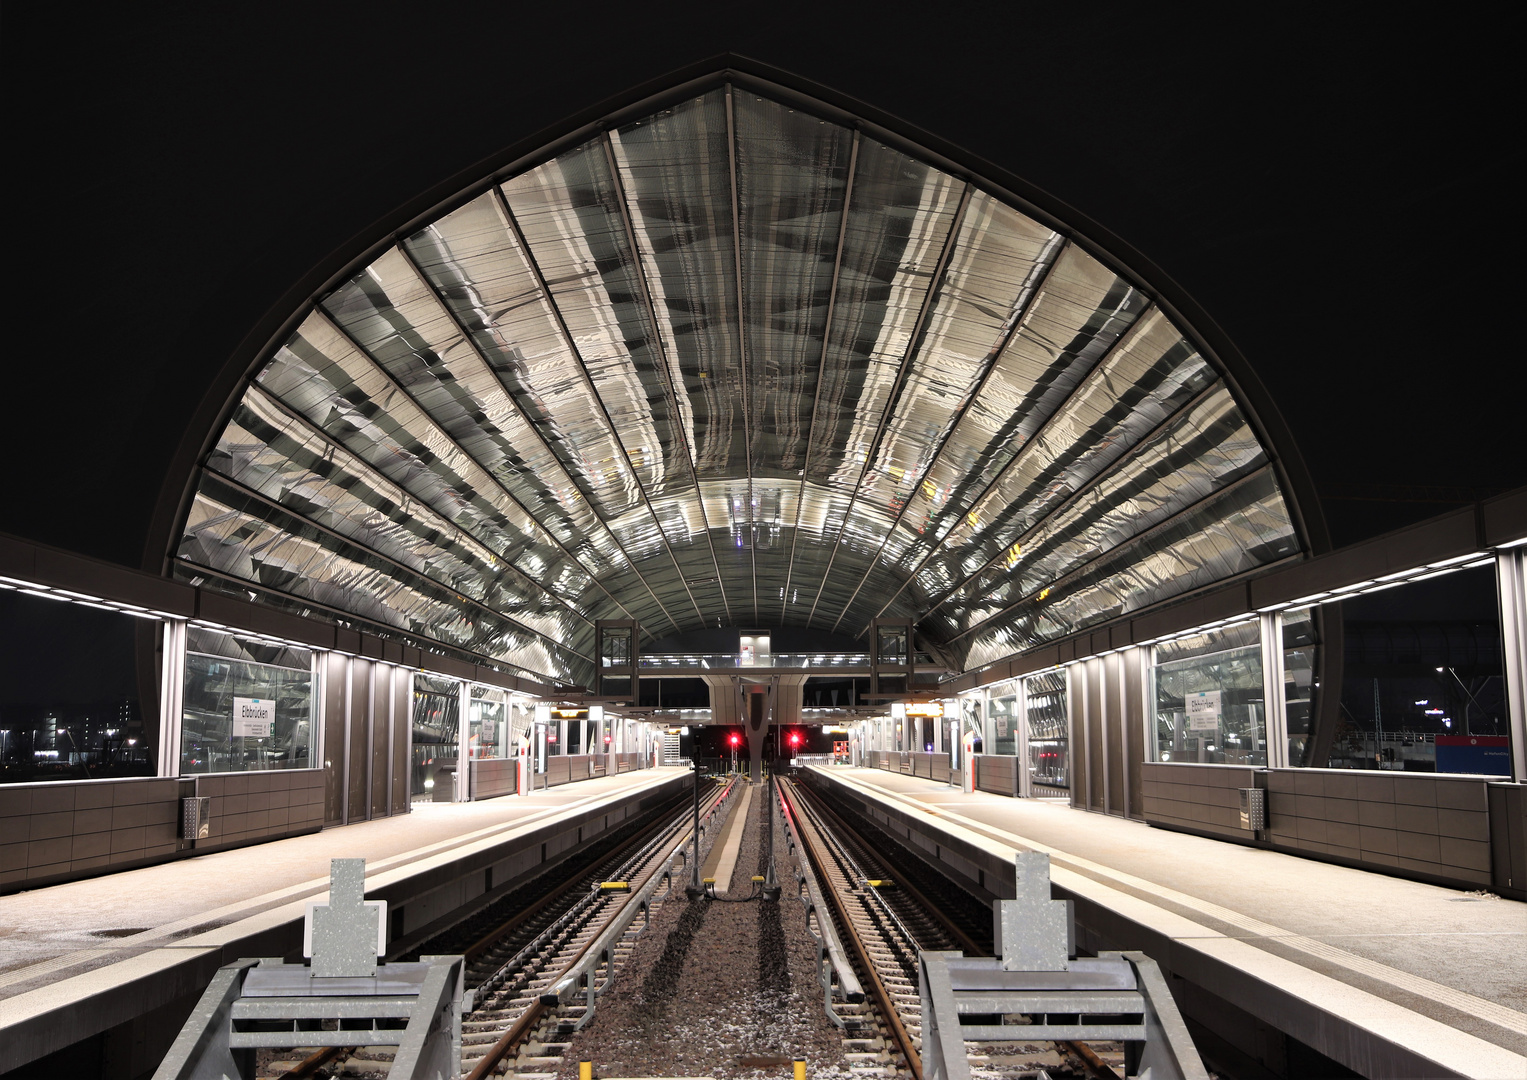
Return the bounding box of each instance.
[804,764,1527,1080]
[0,766,692,1076]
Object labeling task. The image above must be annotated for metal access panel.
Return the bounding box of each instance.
[181,797,211,841]
[1239,787,1266,831]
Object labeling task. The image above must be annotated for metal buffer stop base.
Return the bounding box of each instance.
[918,852,1208,1080]
[154,858,465,1080]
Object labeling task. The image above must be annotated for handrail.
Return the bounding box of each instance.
[774,778,865,1025]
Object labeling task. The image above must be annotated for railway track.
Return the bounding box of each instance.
[254,775,734,1080]
[252,770,1121,1079]
[778,776,1125,1080]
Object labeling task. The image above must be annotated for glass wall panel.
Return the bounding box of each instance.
[468,686,507,759]
[0,589,154,784]
[959,693,983,754]
[1151,619,1265,766]
[987,684,1019,755]
[1330,564,1508,773]
[1282,607,1319,766]
[412,674,459,800]
[1024,669,1069,791]
[180,627,313,775]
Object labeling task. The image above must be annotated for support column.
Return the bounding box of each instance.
[1499,547,1527,783]
[1261,612,1290,768]
[743,683,770,783]
[455,681,471,802]
[156,618,187,778]
[1016,677,1032,798]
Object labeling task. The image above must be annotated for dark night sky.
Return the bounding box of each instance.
[0,2,1518,572]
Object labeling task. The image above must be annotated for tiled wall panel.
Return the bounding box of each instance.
[193,769,325,853]
[1142,762,1502,890]
[1140,762,1261,841]
[1266,769,1493,887]
[0,777,180,891]
[975,754,1020,797]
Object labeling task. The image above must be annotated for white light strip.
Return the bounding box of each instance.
[1330,579,1377,594]
[1410,566,1463,582]
[1426,552,1489,569]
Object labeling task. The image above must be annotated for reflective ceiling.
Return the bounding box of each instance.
[177,81,1303,685]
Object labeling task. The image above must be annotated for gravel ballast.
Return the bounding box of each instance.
[554,777,854,1078]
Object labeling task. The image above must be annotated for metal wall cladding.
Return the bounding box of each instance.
[179,83,1299,680]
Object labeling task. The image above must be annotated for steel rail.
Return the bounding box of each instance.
[779,778,923,1079]
[791,773,1124,1080]
[795,780,984,957]
[460,795,698,969]
[770,772,866,1021]
[275,1045,350,1078]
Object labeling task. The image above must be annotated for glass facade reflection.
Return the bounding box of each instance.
[1024,670,1069,791]
[988,688,1018,755]
[1282,607,1319,767]
[412,674,459,800]
[1331,566,1510,774]
[180,628,313,775]
[1151,619,1266,766]
[468,687,507,760]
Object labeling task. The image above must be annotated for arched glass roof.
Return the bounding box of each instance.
[176,80,1304,686]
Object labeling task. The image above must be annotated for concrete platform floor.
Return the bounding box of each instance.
[812,765,1527,1073]
[0,767,690,999]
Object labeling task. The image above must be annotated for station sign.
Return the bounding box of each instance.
[1185,691,1221,732]
[233,697,274,738]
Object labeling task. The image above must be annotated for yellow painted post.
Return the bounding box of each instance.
[579,1062,592,1080]
[794,1060,807,1080]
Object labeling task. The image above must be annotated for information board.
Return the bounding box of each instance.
[233,697,274,738]
[1185,690,1221,733]
[1435,735,1510,775]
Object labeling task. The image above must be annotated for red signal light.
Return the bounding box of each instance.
[790,732,800,746]
[730,733,740,746]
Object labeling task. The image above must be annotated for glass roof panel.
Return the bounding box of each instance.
[180,490,590,681]
[931,385,1269,636]
[898,244,1149,563]
[501,142,696,503]
[957,469,1298,668]
[915,308,1212,601]
[212,388,596,622]
[733,92,854,481]
[185,82,1304,681]
[857,193,1061,526]
[400,194,641,521]
[806,140,965,496]
[610,89,743,478]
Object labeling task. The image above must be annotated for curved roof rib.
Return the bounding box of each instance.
[175,70,1312,686]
